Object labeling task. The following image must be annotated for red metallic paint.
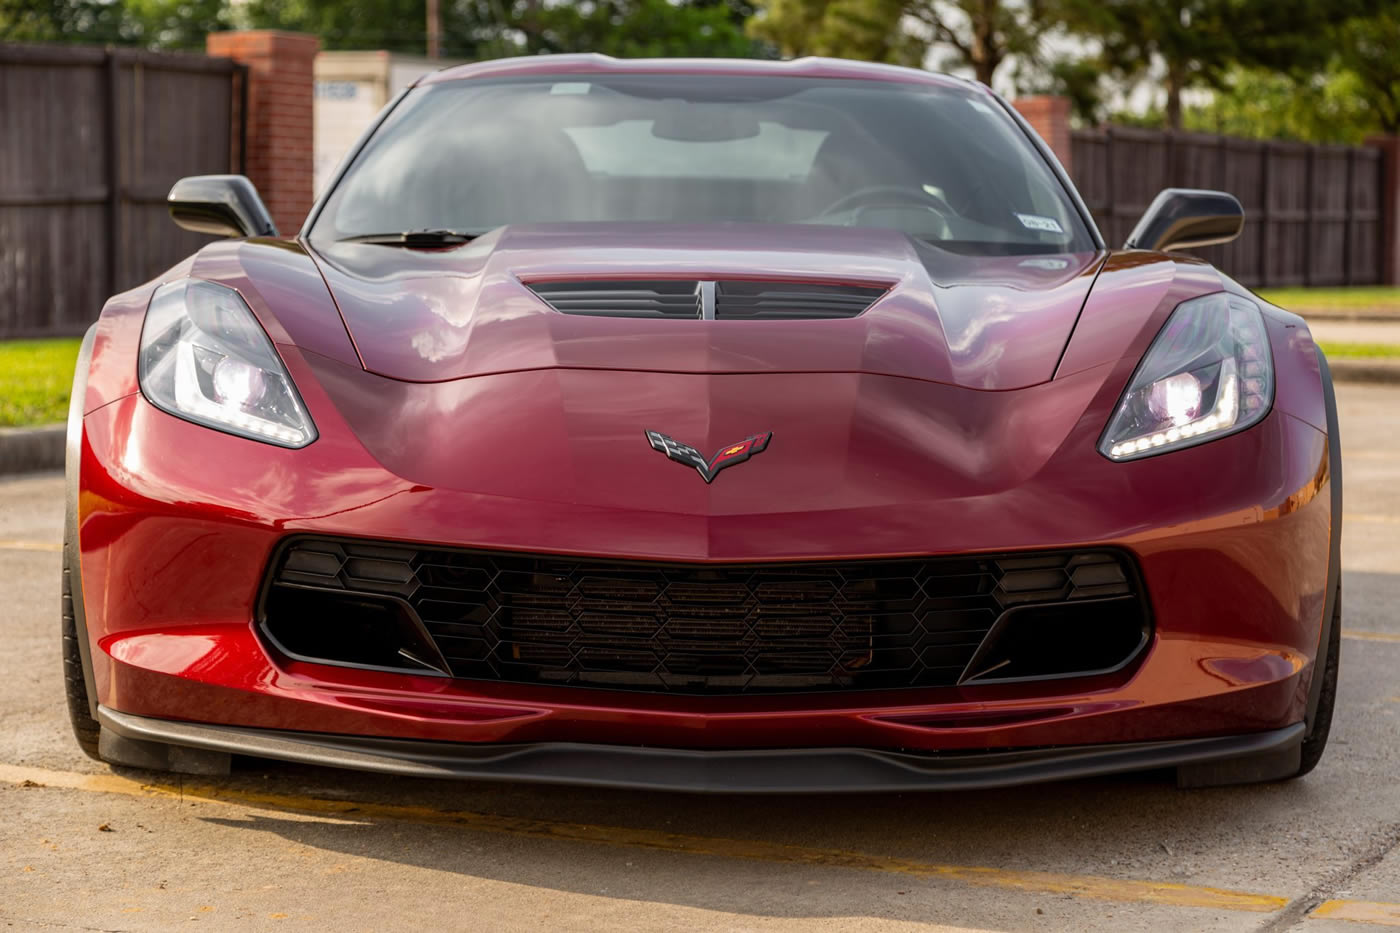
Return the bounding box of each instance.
[305,226,1105,390]
[74,57,1336,764]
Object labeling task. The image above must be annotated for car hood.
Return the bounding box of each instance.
[306,223,1106,391]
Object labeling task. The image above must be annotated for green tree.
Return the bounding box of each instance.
[1056,0,1378,131]
[910,0,1048,85]
[748,0,921,64]
[1335,2,1400,134]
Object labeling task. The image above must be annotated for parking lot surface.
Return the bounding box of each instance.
[1,384,1397,933]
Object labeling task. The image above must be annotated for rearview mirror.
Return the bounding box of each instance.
[1124,188,1243,252]
[167,174,279,238]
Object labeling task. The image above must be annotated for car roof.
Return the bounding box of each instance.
[419,54,980,93]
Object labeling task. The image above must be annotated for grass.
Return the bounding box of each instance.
[0,338,82,427]
[1258,286,1400,313]
[1318,341,1400,359]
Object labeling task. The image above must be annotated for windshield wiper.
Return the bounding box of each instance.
[339,229,483,247]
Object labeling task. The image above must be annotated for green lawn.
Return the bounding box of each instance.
[1259,286,1400,314]
[1318,341,1400,359]
[0,338,82,427]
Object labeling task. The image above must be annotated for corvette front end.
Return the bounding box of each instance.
[63,55,1341,791]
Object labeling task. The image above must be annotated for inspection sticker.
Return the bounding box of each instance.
[1016,213,1065,234]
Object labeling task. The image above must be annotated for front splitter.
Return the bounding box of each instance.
[97,707,1305,793]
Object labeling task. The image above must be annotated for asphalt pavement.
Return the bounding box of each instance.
[1,385,1398,933]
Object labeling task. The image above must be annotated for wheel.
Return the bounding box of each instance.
[1294,582,1341,778]
[61,543,102,760]
[1178,581,1340,788]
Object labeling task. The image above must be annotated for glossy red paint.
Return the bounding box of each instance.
[75,231,1333,751]
[73,58,1336,768]
[305,227,1106,390]
[420,54,975,91]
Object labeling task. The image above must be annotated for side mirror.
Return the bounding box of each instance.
[1124,188,1243,252]
[167,175,279,238]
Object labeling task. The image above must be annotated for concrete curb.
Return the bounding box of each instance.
[0,424,64,476]
[0,360,1395,477]
[1297,309,1400,323]
[1328,358,1400,385]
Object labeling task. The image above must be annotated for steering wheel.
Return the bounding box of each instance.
[819,185,957,220]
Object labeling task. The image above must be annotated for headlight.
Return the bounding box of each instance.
[1100,292,1272,461]
[138,279,317,448]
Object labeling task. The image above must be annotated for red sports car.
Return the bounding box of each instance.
[63,55,1341,791]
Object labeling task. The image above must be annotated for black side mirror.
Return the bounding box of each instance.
[167,175,279,238]
[1124,188,1243,252]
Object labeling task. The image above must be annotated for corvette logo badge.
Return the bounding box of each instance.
[645,431,772,483]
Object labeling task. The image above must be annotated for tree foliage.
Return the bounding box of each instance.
[1053,0,1380,130]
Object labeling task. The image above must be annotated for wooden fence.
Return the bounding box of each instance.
[0,43,247,338]
[1072,126,1386,288]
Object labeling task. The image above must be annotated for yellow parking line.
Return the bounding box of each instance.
[0,762,1288,914]
[1312,899,1400,926]
[1347,513,1400,525]
[1344,630,1400,644]
[0,539,61,552]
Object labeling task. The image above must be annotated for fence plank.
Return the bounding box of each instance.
[0,41,240,337]
[1071,126,1388,288]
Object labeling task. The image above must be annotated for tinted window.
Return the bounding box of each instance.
[313,74,1094,255]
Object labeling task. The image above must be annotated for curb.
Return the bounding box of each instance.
[0,361,1396,478]
[1328,358,1400,385]
[0,424,64,476]
[1297,309,1400,323]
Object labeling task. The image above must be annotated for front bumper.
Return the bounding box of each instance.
[98,706,1305,793]
[75,330,1334,763]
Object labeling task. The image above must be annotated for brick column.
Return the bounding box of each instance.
[1013,95,1073,178]
[207,30,319,236]
[1368,135,1400,285]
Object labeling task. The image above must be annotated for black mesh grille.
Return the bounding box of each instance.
[714,281,885,319]
[263,538,1147,694]
[527,280,701,318]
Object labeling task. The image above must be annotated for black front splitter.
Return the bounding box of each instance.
[97,707,1305,793]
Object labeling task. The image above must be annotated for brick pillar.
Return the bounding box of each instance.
[207,30,319,236]
[1013,95,1073,178]
[1368,135,1400,285]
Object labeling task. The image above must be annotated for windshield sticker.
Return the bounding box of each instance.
[1016,213,1065,234]
[967,100,996,116]
[1018,257,1070,270]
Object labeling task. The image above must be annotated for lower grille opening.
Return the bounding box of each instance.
[262,585,448,675]
[960,598,1148,683]
[258,537,1151,695]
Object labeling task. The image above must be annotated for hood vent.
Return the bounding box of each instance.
[526,279,886,320]
[526,280,703,318]
[714,281,886,320]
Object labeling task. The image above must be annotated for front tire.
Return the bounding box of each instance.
[61,543,101,760]
[1295,583,1341,778]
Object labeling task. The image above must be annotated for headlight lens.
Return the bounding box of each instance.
[138,279,317,448]
[1100,292,1272,461]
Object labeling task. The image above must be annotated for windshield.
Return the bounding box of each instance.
[311,74,1095,256]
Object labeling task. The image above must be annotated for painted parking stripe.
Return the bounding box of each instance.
[1344,630,1400,644]
[0,762,1287,914]
[1311,899,1400,926]
[0,539,61,552]
[1347,513,1400,525]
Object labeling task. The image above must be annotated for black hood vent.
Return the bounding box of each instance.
[527,280,703,318]
[714,281,885,320]
[527,279,886,320]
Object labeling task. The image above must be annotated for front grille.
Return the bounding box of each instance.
[262,538,1148,694]
[525,279,886,321]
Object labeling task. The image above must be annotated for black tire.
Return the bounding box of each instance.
[61,544,102,760]
[1295,582,1341,778]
